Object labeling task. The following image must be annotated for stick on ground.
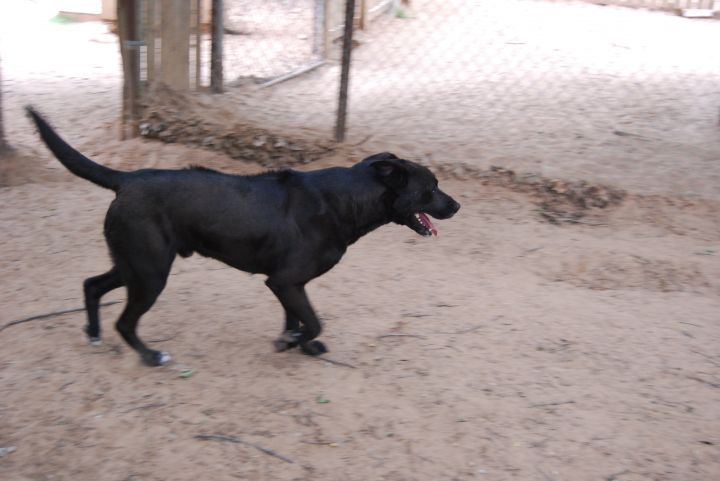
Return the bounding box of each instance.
[311,356,357,369]
[194,434,294,464]
[0,301,121,333]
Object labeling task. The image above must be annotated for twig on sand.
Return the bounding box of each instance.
[194,434,294,464]
[377,333,426,340]
[529,400,576,408]
[312,356,357,369]
[148,334,177,343]
[439,324,485,335]
[686,375,720,389]
[0,301,121,333]
[121,402,167,414]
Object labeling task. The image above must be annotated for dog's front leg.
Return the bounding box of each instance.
[265,281,327,356]
[273,311,301,352]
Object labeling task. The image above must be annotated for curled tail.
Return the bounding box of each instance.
[26,106,123,191]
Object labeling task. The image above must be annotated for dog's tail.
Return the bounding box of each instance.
[26,106,123,191]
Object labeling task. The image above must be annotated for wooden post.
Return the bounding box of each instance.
[195,0,202,89]
[0,55,11,154]
[210,0,223,93]
[160,0,191,90]
[118,0,141,139]
[334,0,355,142]
[146,0,156,84]
[312,0,325,57]
[358,0,366,30]
[323,0,331,61]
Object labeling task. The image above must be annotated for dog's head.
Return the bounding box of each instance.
[363,153,460,237]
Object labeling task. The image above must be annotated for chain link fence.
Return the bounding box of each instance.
[211,0,720,196]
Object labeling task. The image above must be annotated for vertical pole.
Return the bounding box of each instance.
[334,0,355,142]
[0,55,11,154]
[118,0,141,139]
[160,0,191,90]
[118,0,128,139]
[146,0,155,84]
[323,0,331,60]
[312,0,325,58]
[128,0,141,137]
[195,0,202,89]
[358,0,366,30]
[210,0,224,93]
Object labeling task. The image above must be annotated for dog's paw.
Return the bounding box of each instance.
[142,350,172,367]
[84,325,101,345]
[300,340,328,356]
[273,331,300,352]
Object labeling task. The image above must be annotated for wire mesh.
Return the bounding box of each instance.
[221,0,324,85]
[199,1,720,194]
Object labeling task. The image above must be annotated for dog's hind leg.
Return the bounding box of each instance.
[107,220,175,366]
[266,282,327,356]
[83,268,123,344]
[115,274,171,366]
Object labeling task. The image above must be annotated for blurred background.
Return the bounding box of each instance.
[2,0,719,197]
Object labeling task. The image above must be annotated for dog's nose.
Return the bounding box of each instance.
[451,200,461,213]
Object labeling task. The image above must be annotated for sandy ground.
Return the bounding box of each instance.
[1,158,720,481]
[1,1,720,481]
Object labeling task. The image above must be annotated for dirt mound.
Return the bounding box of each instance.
[139,85,337,169]
[433,163,627,224]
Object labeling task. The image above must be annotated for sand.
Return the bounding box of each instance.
[1,1,719,480]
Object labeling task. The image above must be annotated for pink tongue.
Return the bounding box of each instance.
[418,212,438,236]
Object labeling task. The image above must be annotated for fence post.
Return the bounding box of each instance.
[146,0,156,84]
[118,0,141,139]
[334,0,355,142]
[312,0,326,58]
[0,55,11,155]
[195,0,202,89]
[211,0,224,93]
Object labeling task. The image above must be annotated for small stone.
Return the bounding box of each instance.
[0,446,16,458]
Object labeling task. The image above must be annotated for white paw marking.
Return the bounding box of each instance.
[89,338,102,346]
[159,352,171,365]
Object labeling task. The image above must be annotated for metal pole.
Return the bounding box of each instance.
[210,0,224,93]
[334,0,355,142]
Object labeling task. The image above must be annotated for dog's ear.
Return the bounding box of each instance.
[369,156,407,189]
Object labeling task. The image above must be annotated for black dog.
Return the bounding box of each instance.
[27,107,460,366]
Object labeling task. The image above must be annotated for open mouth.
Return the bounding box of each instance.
[409,212,438,237]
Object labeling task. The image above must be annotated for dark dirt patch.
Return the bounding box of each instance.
[139,85,337,169]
